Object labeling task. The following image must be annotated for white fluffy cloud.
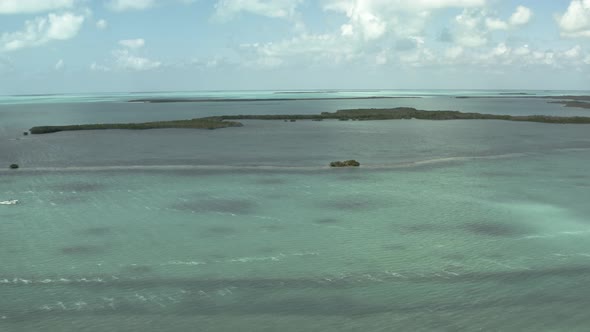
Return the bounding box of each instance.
[485,18,509,30]
[454,9,488,47]
[92,39,160,71]
[113,49,161,70]
[324,0,485,41]
[1,12,85,52]
[96,19,108,30]
[454,6,532,47]
[214,0,303,20]
[107,0,156,12]
[484,6,531,31]
[119,38,145,49]
[214,0,301,19]
[509,6,532,26]
[557,0,590,37]
[90,62,111,72]
[0,0,76,14]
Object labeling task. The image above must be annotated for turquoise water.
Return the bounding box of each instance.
[2,91,590,331]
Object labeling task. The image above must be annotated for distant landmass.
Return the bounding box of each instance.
[127,96,417,103]
[454,95,590,110]
[29,107,590,135]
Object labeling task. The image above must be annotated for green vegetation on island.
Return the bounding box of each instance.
[548,100,590,109]
[454,95,590,110]
[213,107,590,124]
[30,107,590,135]
[330,160,361,167]
[30,118,243,134]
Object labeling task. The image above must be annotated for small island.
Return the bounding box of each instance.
[330,160,360,167]
[545,96,590,109]
[29,107,590,135]
[454,95,590,110]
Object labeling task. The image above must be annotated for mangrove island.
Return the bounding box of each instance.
[29,107,590,135]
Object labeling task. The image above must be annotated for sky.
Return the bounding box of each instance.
[0,0,589,93]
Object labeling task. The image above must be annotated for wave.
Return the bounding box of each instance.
[517,229,590,240]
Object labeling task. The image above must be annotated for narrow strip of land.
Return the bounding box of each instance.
[29,107,590,135]
[29,119,243,134]
[128,96,417,103]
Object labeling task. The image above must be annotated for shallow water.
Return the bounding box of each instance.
[1,91,590,331]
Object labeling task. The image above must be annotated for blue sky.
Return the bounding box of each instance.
[0,0,589,93]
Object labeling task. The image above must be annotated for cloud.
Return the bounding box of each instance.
[445,46,464,59]
[375,50,387,65]
[556,0,590,38]
[239,33,363,69]
[454,9,488,47]
[113,49,161,71]
[236,0,494,69]
[0,0,76,14]
[107,0,156,12]
[453,6,532,47]
[96,19,108,30]
[485,18,508,30]
[509,5,532,26]
[91,39,161,72]
[214,0,303,20]
[119,38,145,49]
[90,62,111,72]
[1,12,85,52]
[55,59,64,70]
[324,0,485,42]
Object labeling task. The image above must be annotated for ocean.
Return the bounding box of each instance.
[1,90,590,331]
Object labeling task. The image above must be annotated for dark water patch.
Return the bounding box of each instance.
[319,196,385,211]
[61,245,105,255]
[121,265,153,274]
[566,174,589,180]
[483,253,505,259]
[208,252,228,260]
[399,223,448,234]
[443,253,466,260]
[0,270,526,292]
[260,224,285,232]
[314,218,341,225]
[382,244,406,250]
[47,193,93,205]
[210,296,384,316]
[479,171,520,177]
[6,266,589,320]
[4,291,590,324]
[206,226,238,236]
[77,227,112,236]
[49,182,106,193]
[253,178,287,185]
[175,199,258,215]
[257,247,277,254]
[334,175,369,182]
[462,221,530,237]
